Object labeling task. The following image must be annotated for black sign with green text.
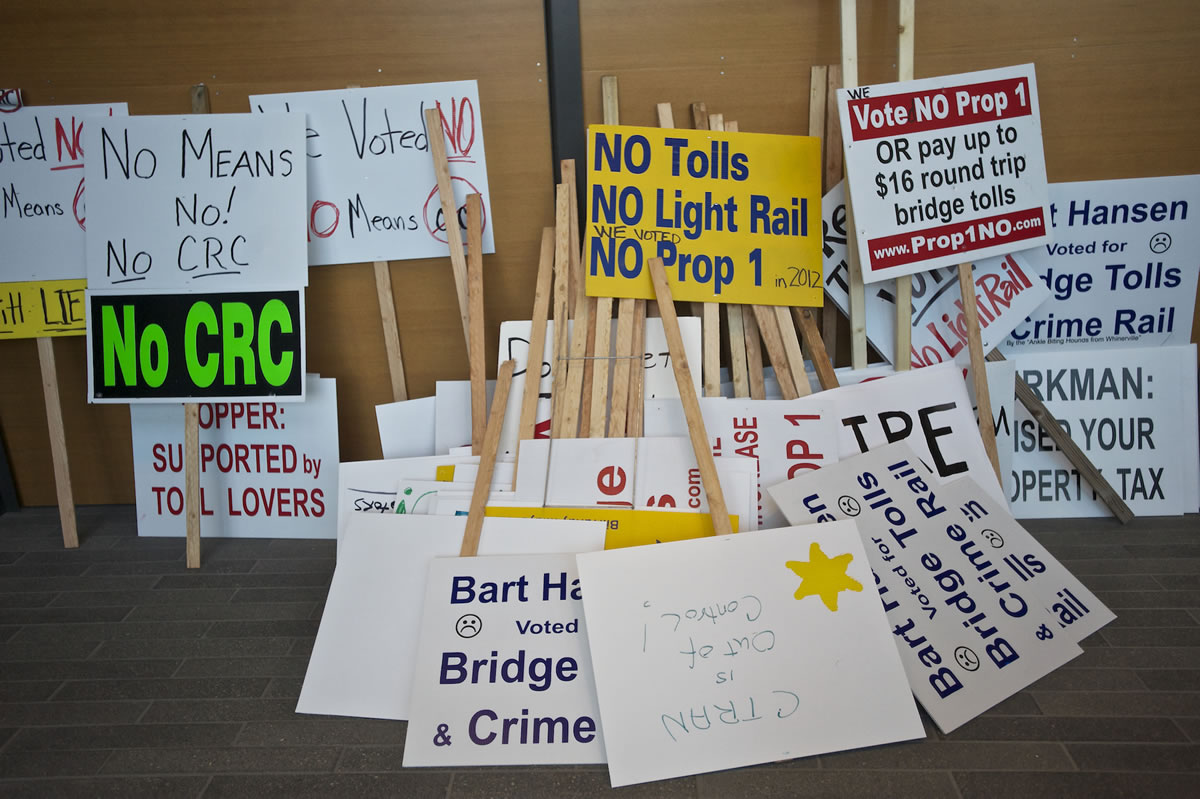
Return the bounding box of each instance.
[87,290,305,402]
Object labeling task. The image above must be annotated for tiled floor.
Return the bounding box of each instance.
[0,506,1197,797]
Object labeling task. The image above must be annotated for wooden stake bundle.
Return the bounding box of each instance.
[647,258,734,537]
[466,194,486,453]
[461,360,516,557]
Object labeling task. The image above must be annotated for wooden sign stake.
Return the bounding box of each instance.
[823,64,847,356]
[514,228,555,477]
[550,184,572,437]
[840,0,869,370]
[560,161,590,439]
[185,83,212,568]
[373,262,409,403]
[986,350,1135,524]
[894,0,916,371]
[424,107,472,350]
[691,102,721,394]
[957,264,1003,484]
[775,305,811,397]
[626,298,647,436]
[648,258,734,536]
[742,307,767,400]
[793,307,840,390]
[608,299,636,436]
[750,305,800,401]
[466,194,486,453]
[461,359,516,557]
[35,338,78,549]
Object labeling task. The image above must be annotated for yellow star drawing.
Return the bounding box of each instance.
[785,542,863,611]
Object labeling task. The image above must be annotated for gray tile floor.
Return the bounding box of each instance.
[0,506,1197,797]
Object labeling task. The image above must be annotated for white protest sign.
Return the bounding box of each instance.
[1,101,128,282]
[129,375,336,538]
[375,395,436,459]
[250,82,494,266]
[1009,345,1199,517]
[297,513,605,722]
[577,522,923,786]
[1002,175,1200,352]
[768,442,1086,733]
[404,553,605,766]
[644,398,840,530]
[434,379,496,454]
[85,113,307,291]
[545,438,637,508]
[822,181,1050,365]
[497,317,701,458]
[811,363,1006,504]
[632,437,758,530]
[839,64,1051,282]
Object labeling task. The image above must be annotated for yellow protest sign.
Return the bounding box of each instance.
[0,279,87,340]
[586,124,823,306]
[483,505,739,550]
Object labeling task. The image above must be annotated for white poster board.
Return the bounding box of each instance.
[85,113,307,291]
[577,522,924,786]
[1,101,129,281]
[403,553,605,766]
[768,442,1091,733]
[129,375,337,538]
[497,317,701,458]
[250,81,494,266]
[644,398,840,530]
[375,395,436,459]
[1009,345,1199,517]
[839,64,1052,282]
[296,513,605,722]
[822,181,1050,365]
[1002,175,1200,352]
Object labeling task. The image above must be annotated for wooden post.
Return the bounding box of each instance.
[424,107,472,350]
[185,83,211,567]
[750,305,800,401]
[957,264,1003,484]
[894,0,916,370]
[550,184,572,437]
[461,360,516,557]
[561,161,590,439]
[793,307,840,390]
[466,195,485,453]
[774,306,810,397]
[608,299,636,436]
[743,306,767,400]
[515,228,555,467]
[373,262,409,403]
[694,103,720,395]
[823,64,846,356]
[840,1,869,370]
[588,298,614,437]
[626,298,647,436]
[35,338,78,549]
[987,350,1135,524]
[648,259,734,536]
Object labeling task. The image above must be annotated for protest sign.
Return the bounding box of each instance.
[1002,175,1200,352]
[632,437,758,530]
[577,522,923,785]
[0,279,87,340]
[86,289,305,403]
[1009,345,1199,517]
[483,506,739,548]
[435,379,496,454]
[297,513,605,722]
[404,553,605,766]
[1,101,128,284]
[822,181,1050,364]
[130,375,336,538]
[644,397,840,530]
[84,113,306,291]
[768,442,1088,732]
[545,438,637,508]
[250,82,494,266]
[839,64,1051,281]
[586,124,822,305]
[496,317,700,458]
[376,395,436,459]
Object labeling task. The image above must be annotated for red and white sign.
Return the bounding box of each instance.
[838,64,1051,282]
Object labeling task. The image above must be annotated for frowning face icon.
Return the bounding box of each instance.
[1149,232,1172,253]
[954,646,980,671]
[837,495,861,516]
[455,614,482,639]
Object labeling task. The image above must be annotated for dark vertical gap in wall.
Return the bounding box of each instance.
[0,433,17,514]
[543,0,586,215]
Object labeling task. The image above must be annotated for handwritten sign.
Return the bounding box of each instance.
[250,82,494,266]
[129,375,336,537]
[1,101,128,283]
[839,64,1051,282]
[1001,175,1200,352]
[822,181,1050,365]
[0,279,87,340]
[1010,345,1199,517]
[586,124,822,304]
[768,442,1095,732]
[404,553,606,766]
[86,289,305,403]
[84,113,306,291]
[577,523,923,785]
[297,513,605,722]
